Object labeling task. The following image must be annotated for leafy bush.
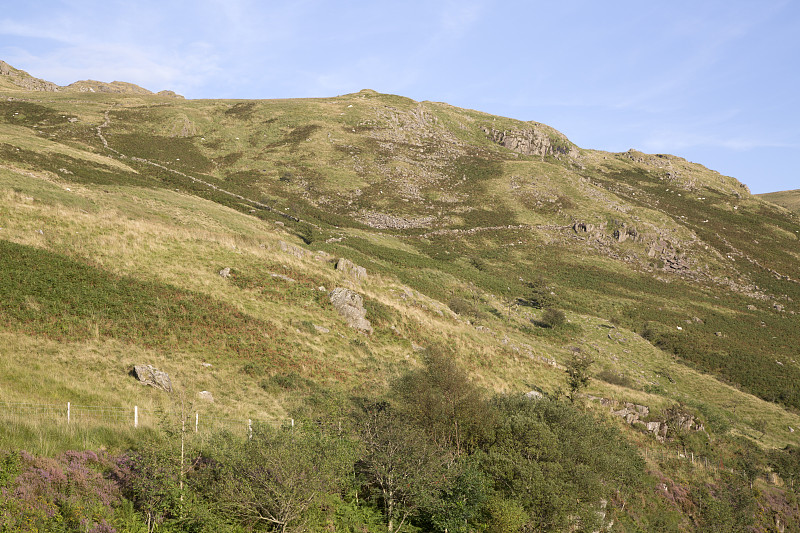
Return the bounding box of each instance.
[540,308,566,328]
[448,297,485,321]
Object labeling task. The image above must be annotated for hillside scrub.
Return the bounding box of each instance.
[4,355,797,532]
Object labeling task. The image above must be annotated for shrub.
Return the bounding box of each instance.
[540,308,566,328]
[0,450,121,533]
[596,369,634,388]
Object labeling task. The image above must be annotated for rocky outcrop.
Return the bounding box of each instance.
[336,258,367,281]
[0,60,60,92]
[132,365,173,393]
[591,397,704,442]
[482,126,578,159]
[329,287,372,334]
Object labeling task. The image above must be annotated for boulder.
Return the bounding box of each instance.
[329,287,373,334]
[219,267,231,278]
[197,390,214,402]
[525,390,544,400]
[132,365,173,393]
[336,258,367,281]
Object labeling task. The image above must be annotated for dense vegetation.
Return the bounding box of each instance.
[4,353,795,533]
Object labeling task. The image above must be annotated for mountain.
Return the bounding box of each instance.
[2,61,800,531]
[0,59,182,96]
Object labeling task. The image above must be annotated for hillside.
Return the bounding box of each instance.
[759,189,800,213]
[2,62,800,531]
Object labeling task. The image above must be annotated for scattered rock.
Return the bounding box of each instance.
[132,365,173,393]
[279,240,309,259]
[271,273,296,283]
[200,362,212,368]
[313,324,330,334]
[219,267,231,278]
[747,304,757,311]
[361,212,434,229]
[774,303,785,312]
[329,287,373,334]
[336,258,367,281]
[197,391,214,402]
[525,390,544,400]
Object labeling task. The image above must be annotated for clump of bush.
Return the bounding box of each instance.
[596,369,635,388]
[540,307,566,328]
[448,297,485,321]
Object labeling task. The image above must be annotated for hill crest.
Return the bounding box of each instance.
[0,59,183,97]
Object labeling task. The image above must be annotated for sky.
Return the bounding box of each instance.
[1,1,798,194]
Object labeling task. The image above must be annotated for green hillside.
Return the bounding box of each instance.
[759,189,800,213]
[2,63,800,532]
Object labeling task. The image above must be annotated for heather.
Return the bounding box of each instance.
[4,353,799,532]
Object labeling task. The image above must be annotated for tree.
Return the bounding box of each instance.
[213,425,351,532]
[565,352,594,402]
[355,401,449,533]
[393,346,494,456]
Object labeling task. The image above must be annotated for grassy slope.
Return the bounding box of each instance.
[759,189,800,213]
[1,85,799,460]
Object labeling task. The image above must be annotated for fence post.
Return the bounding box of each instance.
[248,419,252,440]
[195,412,199,433]
[67,402,70,424]
[134,405,138,428]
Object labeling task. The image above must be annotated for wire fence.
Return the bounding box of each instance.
[0,401,786,487]
[0,400,288,439]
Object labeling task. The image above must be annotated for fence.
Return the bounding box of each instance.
[0,400,290,439]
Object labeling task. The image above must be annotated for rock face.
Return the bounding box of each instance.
[0,60,60,92]
[336,258,367,281]
[329,287,372,334]
[482,126,578,159]
[132,365,173,393]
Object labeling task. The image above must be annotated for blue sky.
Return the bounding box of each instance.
[2,1,798,193]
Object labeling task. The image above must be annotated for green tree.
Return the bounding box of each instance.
[480,396,645,532]
[213,425,352,532]
[393,346,495,456]
[565,352,594,402]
